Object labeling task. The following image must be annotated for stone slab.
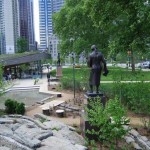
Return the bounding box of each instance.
[40,100,65,109]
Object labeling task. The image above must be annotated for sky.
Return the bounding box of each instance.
[33,0,40,44]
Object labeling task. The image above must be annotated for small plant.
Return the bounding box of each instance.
[51,127,60,131]
[39,117,47,123]
[86,97,130,149]
[4,99,25,115]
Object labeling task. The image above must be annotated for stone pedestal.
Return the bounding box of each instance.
[80,92,106,140]
[56,65,62,78]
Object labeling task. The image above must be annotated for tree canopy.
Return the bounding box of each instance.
[17,37,28,53]
[53,0,150,66]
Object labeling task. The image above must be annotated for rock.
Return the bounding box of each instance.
[0,135,32,150]
[147,141,150,147]
[74,144,87,150]
[123,125,131,131]
[0,118,14,124]
[43,120,67,130]
[37,136,86,150]
[124,136,135,144]
[58,128,85,145]
[10,123,21,131]
[21,116,36,122]
[131,142,142,150]
[34,120,49,130]
[140,136,148,142]
[68,126,76,131]
[15,133,41,148]
[8,114,22,118]
[36,131,53,140]
[136,137,150,150]
[0,125,13,137]
[129,129,139,137]
[0,115,87,150]
[34,113,50,121]
[0,147,10,150]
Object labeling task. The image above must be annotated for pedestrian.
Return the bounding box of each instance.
[47,72,50,86]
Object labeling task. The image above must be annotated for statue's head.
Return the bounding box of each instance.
[91,45,97,51]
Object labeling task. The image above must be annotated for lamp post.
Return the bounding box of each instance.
[47,63,50,86]
[70,38,75,99]
[72,52,75,99]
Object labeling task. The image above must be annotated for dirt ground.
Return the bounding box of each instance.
[25,86,149,131]
[25,90,82,127]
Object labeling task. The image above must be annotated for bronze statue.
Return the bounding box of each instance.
[87,45,108,93]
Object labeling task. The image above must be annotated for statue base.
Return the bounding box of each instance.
[56,65,62,78]
[80,91,106,140]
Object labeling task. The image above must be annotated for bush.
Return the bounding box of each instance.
[5,99,18,114]
[15,103,25,115]
[113,82,150,115]
[61,78,82,91]
[5,99,25,115]
[86,97,130,149]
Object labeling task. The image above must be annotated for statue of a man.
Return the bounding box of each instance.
[87,45,108,93]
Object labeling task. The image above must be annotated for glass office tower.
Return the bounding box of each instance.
[18,0,35,51]
[39,0,64,51]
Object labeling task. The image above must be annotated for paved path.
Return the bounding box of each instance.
[5,74,60,95]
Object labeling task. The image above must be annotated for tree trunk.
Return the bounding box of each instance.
[131,50,135,71]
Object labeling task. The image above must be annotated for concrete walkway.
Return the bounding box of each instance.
[5,74,61,96]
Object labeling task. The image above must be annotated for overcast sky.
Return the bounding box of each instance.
[33,0,40,44]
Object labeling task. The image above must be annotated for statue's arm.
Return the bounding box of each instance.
[101,54,109,76]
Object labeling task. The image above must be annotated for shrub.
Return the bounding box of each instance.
[5,99,25,115]
[113,82,150,115]
[86,97,130,149]
[61,78,82,91]
[5,99,18,114]
[15,103,25,115]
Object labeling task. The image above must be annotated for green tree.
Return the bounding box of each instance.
[53,0,109,56]
[17,37,28,53]
[84,0,150,71]
[53,0,150,70]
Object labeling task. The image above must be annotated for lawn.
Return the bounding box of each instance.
[51,66,150,81]
[51,66,150,115]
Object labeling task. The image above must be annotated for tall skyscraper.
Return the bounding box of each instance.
[0,0,5,54]
[39,0,64,58]
[0,0,20,54]
[18,0,35,51]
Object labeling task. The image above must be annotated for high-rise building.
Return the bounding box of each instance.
[0,0,20,54]
[39,0,64,59]
[18,0,35,51]
[0,0,5,54]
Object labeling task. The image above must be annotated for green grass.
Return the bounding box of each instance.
[51,66,150,81]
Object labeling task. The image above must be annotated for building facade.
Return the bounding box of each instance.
[0,0,5,54]
[0,0,20,54]
[39,0,64,59]
[0,0,35,55]
[18,0,35,51]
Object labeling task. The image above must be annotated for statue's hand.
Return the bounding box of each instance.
[103,70,109,76]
